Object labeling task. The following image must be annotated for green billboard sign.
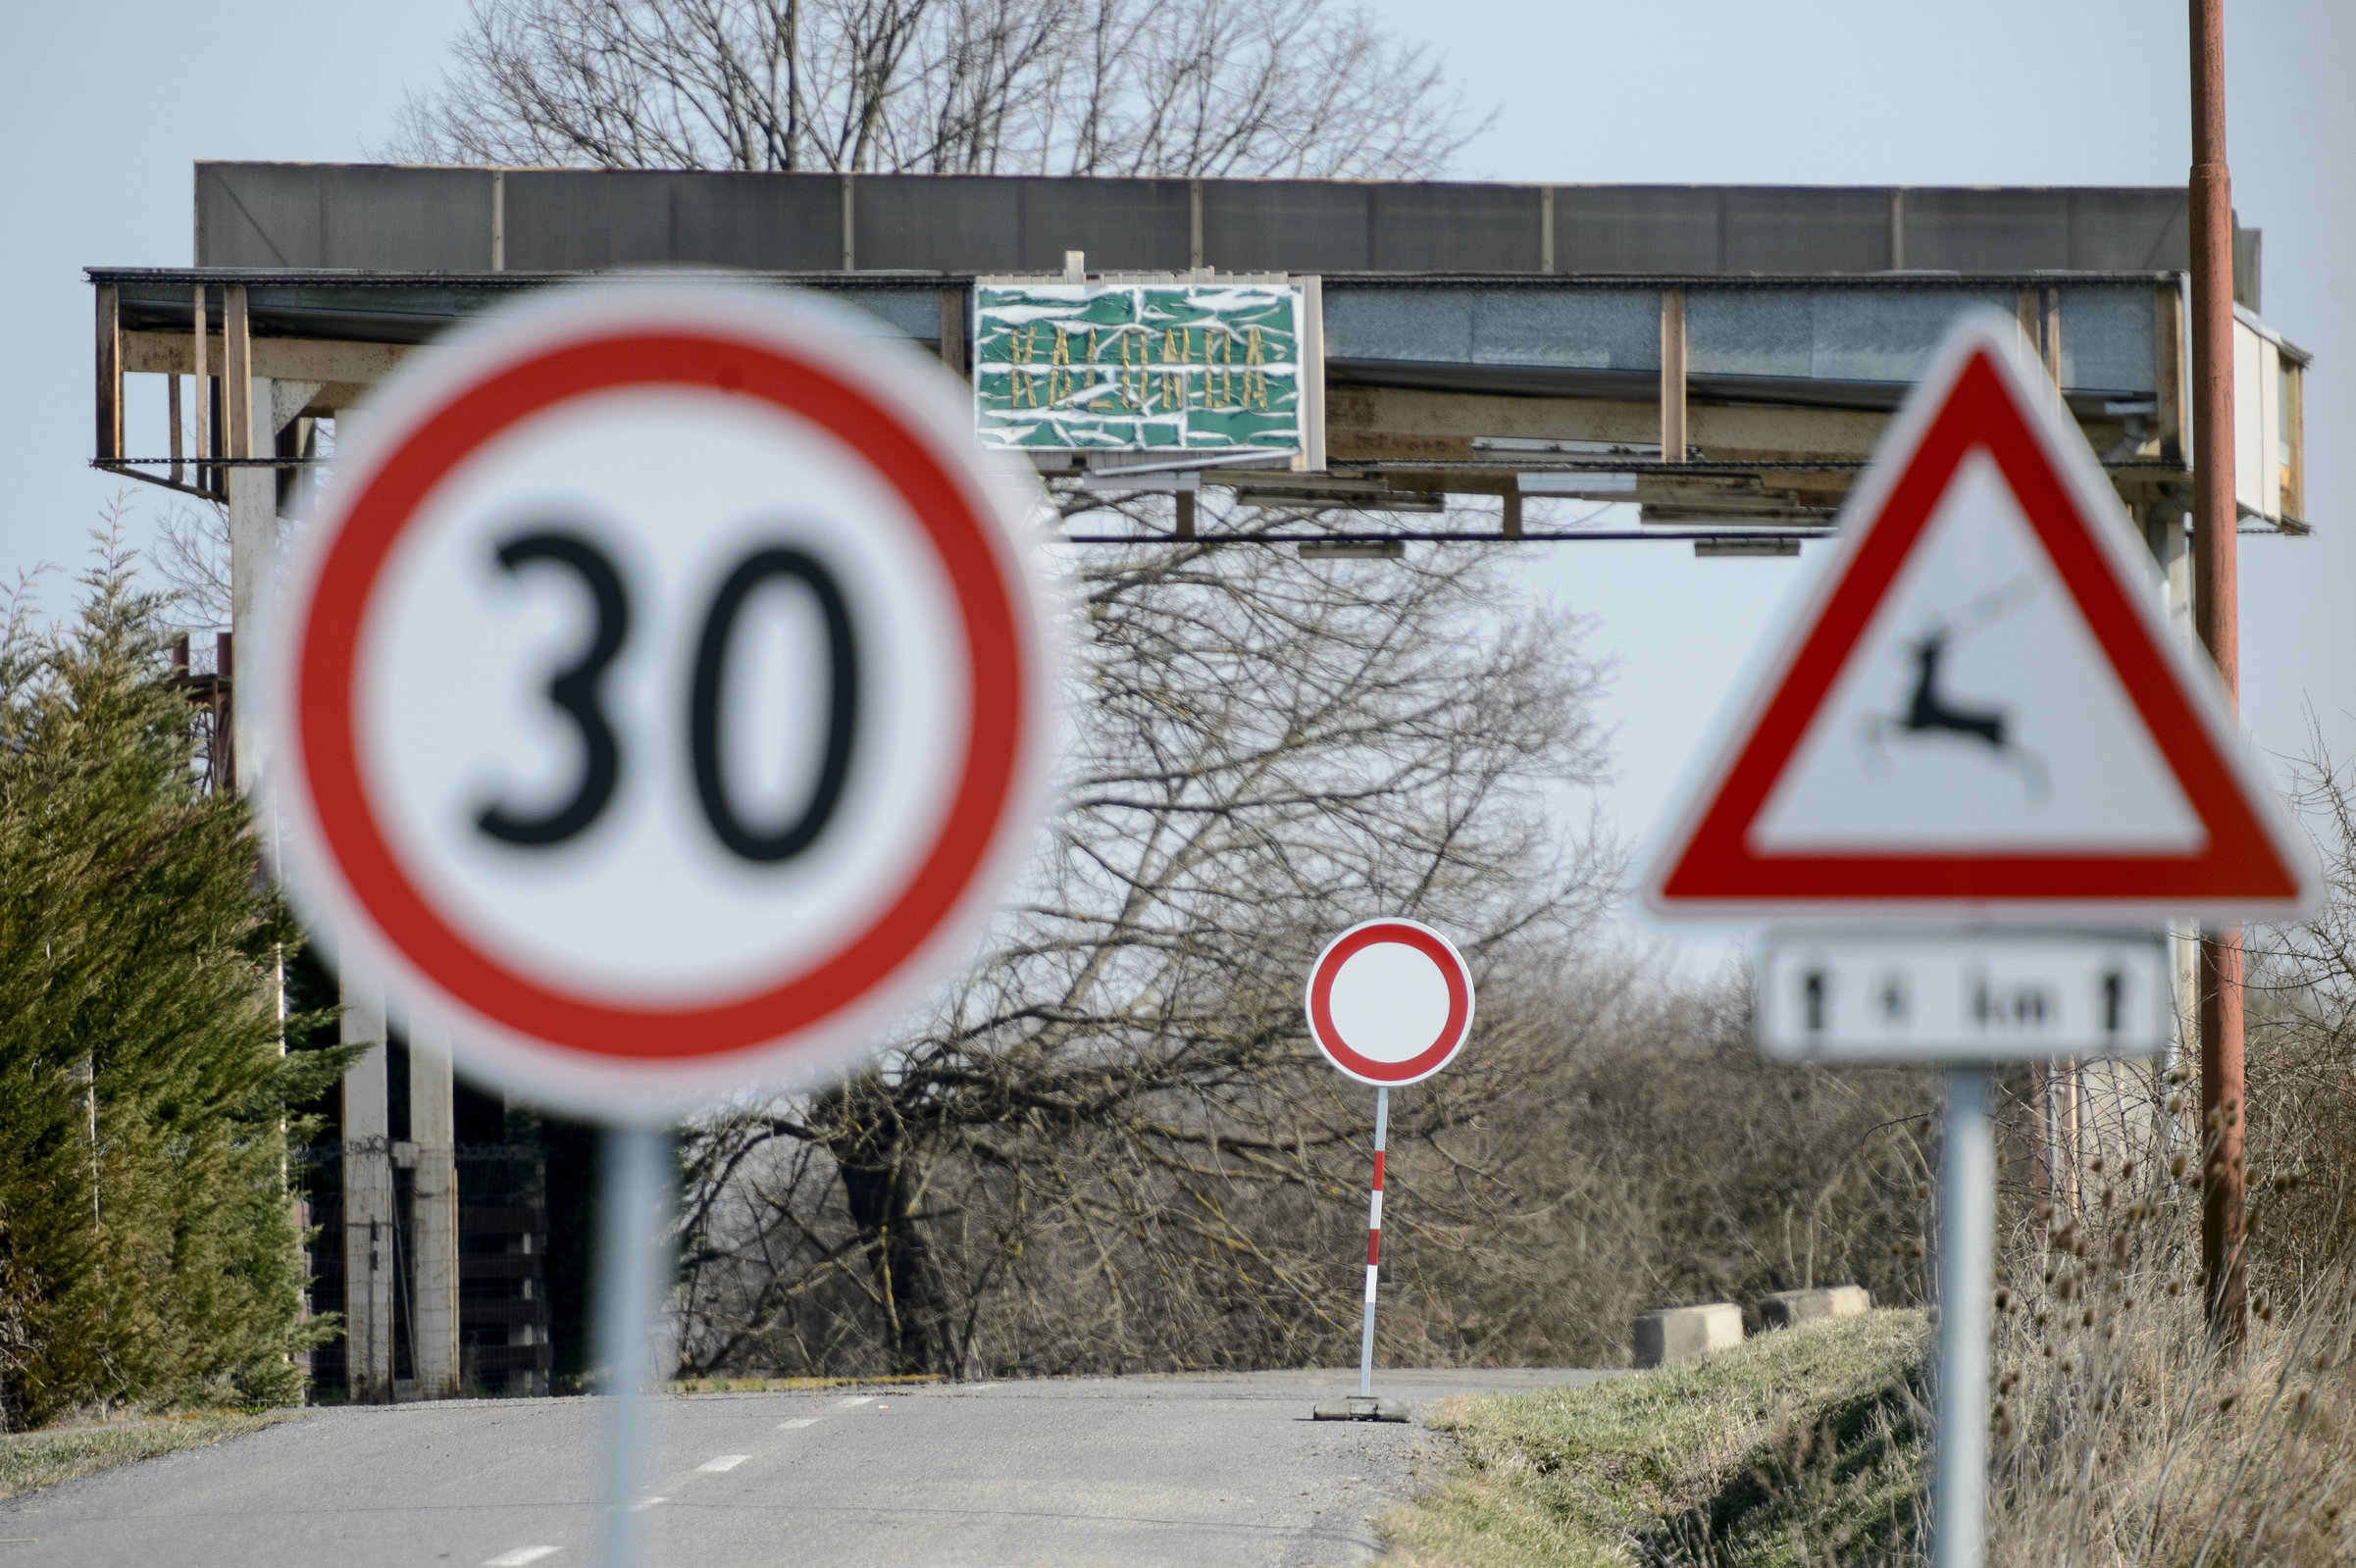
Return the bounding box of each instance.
[973,280,1321,460]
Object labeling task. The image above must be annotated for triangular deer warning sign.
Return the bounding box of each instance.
[1645,313,2315,922]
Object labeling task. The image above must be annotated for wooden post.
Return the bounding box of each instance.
[94,284,122,462]
[2189,0,2246,1346]
[937,286,966,378]
[223,286,252,460]
[409,1026,462,1398]
[1660,289,1688,462]
[192,287,211,493]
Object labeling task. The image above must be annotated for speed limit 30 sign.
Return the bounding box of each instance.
[264,282,1061,1117]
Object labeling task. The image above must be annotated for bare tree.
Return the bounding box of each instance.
[673,505,1619,1378]
[384,0,1488,177]
[382,0,1524,1378]
[149,504,230,631]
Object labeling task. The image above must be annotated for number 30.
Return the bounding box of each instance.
[476,527,858,865]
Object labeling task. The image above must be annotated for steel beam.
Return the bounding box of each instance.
[122,329,416,387]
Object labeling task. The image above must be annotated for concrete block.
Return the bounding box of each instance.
[1633,1302,1744,1368]
[1756,1285,1872,1331]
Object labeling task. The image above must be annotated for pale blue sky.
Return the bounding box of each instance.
[7,1,2349,952]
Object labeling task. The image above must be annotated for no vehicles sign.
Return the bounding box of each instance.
[1304,918,1474,1087]
[265,281,1060,1118]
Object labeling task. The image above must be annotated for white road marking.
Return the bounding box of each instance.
[834,1395,874,1408]
[776,1417,819,1430]
[629,1496,667,1512]
[483,1549,558,1567]
[697,1453,750,1473]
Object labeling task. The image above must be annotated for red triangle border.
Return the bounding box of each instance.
[1656,345,2301,909]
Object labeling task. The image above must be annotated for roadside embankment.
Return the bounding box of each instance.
[1378,1308,1928,1567]
[0,1408,306,1501]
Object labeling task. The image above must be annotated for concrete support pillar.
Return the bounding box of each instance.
[409,1026,462,1397]
[226,376,274,796]
[340,977,396,1401]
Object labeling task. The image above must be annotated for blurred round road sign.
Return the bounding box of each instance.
[1304,919,1474,1087]
[264,280,1059,1119]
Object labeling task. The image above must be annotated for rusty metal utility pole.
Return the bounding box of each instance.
[2189,0,2245,1345]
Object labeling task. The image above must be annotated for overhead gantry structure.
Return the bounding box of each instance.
[94,165,2308,549]
[84,166,2317,1400]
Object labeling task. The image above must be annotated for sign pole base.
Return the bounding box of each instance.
[1932,1066,1993,1568]
[598,1125,670,1567]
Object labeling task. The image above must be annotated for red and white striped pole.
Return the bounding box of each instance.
[1357,1087,1389,1398]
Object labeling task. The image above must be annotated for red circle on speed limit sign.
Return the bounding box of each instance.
[265,283,1060,1117]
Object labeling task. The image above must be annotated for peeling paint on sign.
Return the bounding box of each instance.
[974,283,1313,454]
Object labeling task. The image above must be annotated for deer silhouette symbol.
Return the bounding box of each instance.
[1860,577,2048,804]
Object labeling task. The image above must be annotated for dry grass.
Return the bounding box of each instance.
[0,1407,305,1500]
[1376,1310,1929,1567]
[1379,1082,2356,1568]
[1979,1090,2356,1567]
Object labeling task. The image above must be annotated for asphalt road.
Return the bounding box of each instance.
[2,1368,1612,1567]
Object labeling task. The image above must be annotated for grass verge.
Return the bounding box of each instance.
[0,1408,308,1501]
[1379,1309,1930,1567]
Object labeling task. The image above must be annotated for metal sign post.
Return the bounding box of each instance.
[1302,918,1473,1423]
[1934,1066,1995,1568]
[262,281,1063,1564]
[1643,315,2318,1566]
[597,1126,670,1566]
[1357,1087,1389,1401]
